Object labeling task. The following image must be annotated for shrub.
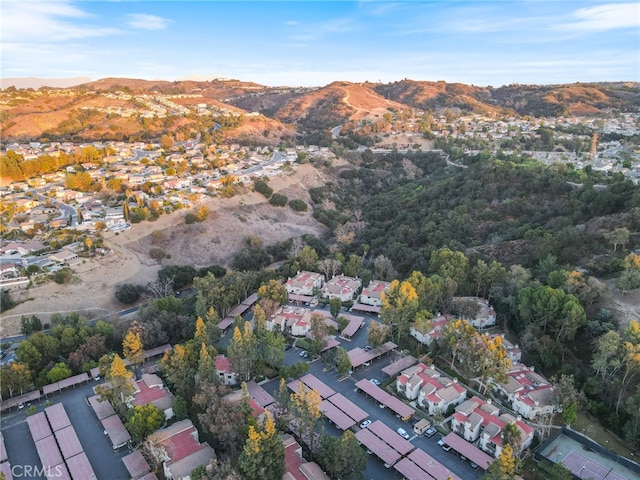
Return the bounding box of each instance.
[149,247,166,259]
[53,268,72,284]
[269,193,288,207]
[289,199,308,212]
[115,283,142,304]
[185,212,197,224]
[254,179,273,198]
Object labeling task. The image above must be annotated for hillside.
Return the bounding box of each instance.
[1,79,638,143]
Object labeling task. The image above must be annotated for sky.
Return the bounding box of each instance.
[1,0,639,87]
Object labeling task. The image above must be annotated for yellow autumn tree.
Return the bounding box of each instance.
[194,316,207,344]
[123,329,144,369]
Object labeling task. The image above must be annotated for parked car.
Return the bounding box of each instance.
[460,454,467,461]
[425,427,437,438]
[397,428,410,440]
[298,350,308,358]
[364,345,373,351]
[442,443,452,452]
[359,419,372,429]
[470,461,480,470]
[363,361,371,367]
[370,378,381,386]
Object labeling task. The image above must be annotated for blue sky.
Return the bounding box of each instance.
[1,1,638,87]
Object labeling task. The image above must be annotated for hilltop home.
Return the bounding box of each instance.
[321,275,362,302]
[494,363,556,420]
[359,280,390,307]
[451,396,534,457]
[285,271,324,296]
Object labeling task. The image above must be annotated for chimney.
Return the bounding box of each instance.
[487,399,492,405]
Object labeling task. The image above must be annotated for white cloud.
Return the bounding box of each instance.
[127,13,170,30]
[556,3,640,31]
[1,1,117,42]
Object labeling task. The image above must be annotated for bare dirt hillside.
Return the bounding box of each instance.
[1,164,331,337]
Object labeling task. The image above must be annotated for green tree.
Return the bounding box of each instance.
[366,320,391,347]
[160,343,198,400]
[46,362,72,383]
[319,430,367,480]
[298,246,318,271]
[430,248,470,289]
[380,279,419,344]
[607,227,630,252]
[290,383,322,450]
[16,340,43,372]
[126,404,164,444]
[261,330,286,370]
[335,347,352,376]
[227,323,258,381]
[330,297,343,319]
[343,254,363,278]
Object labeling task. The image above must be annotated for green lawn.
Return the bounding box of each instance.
[572,412,634,459]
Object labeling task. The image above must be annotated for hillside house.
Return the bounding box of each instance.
[286,271,324,296]
[409,314,453,346]
[321,275,362,302]
[451,397,534,457]
[359,280,390,307]
[452,297,496,329]
[494,364,556,420]
[396,363,466,415]
[128,373,175,420]
[214,354,238,386]
[146,419,216,480]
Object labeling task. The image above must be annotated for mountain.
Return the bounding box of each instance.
[0,78,638,143]
[0,77,92,90]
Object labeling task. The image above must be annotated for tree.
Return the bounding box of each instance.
[343,254,362,278]
[298,246,318,271]
[438,319,477,370]
[373,254,397,281]
[335,347,352,376]
[330,297,342,319]
[0,362,32,399]
[366,320,391,347]
[16,340,42,372]
[308,313,329,356]
[380,279,419,343]
[319,430,367,480]
[318,258,342,280]
[608,227,630,252]
[115,284,142,304]
[483,443,517,480]
[465,333,511,394]
[98,353,135,416]
[122,329,144,370]
[194,383,249,462]
[562,402,578,427]
[261,330,286,370]
[126,404,163,444]
[429,248,469,289]
[290,383,322,450]
[227,322,258,381]
[46,362,72,383]
[197,342,218,387]
[502,422,523,454]
[237,413,285,480]
[258,279,289,305]
[20,315,42,336]
[161,343,198,400]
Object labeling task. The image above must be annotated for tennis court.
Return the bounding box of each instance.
[562,450,626,480]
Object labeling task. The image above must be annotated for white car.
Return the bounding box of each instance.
[397,428,410,440]
[359,419,372,429]
[370,378,381,386]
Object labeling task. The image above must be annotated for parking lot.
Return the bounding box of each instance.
[256,304,484,480]
[1,381,131,479]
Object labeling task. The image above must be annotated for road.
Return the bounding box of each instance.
[32,191,78,227]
